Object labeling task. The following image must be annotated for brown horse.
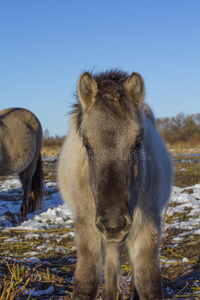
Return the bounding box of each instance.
[58,70,173,300]
[0,108,44,217]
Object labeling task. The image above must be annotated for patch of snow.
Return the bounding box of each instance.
[22,285,54,296]
[193,228,200,235]
[25,233,40,240]
[182,257,189,262]
[4,237,22,243]
[25,251,39,256]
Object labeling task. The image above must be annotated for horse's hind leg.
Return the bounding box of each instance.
[103,243,122,300]
[127,222,163,300]
[19,172,31,218]
[73,216,102,300]
[19,155,38,217]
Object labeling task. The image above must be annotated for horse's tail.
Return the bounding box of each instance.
[29,154,45,212]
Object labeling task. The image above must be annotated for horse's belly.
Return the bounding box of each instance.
[0,130,36,176]
[0,151,35,176]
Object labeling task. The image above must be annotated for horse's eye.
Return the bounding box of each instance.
[82,137,92,151]
[85,143,91,151]
[135,140,142,151]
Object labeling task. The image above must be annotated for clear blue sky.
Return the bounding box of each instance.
[1,0,200,137]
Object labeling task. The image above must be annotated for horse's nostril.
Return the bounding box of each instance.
[118,215,130,231]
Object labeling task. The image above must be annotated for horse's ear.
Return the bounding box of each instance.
[124,72,145,107]
[78,72,98,110]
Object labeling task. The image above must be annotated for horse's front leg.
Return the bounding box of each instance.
[127,222,163,300]
[103,243,122,300]
[73,216,102,300]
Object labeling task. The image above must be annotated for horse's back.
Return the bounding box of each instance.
[143,107,173,210]
[0,108,42,132]
[0,108,42,175]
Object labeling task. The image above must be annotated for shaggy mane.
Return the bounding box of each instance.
[72,69,141,132]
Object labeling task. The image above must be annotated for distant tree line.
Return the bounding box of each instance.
[43,129,65,148]
[157,113,200,146]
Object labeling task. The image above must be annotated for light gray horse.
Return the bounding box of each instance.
[0,108,44,217]
[58,70,173,300]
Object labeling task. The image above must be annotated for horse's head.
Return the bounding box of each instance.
[77,70,145,243]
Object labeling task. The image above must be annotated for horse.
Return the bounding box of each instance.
[58,70,173,300]
[0,108,44,217]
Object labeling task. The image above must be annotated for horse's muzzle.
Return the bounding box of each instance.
[96,213,132,243]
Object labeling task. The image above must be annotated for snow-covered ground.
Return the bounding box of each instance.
[1,176,200,267]
[0,158,200,298]
[166,185,200,231]
[1,177,200,238]
[0,177,73,231]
